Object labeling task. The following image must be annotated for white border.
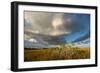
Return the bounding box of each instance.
[18,5,96,68]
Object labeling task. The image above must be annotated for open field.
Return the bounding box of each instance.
[24,47,90,62]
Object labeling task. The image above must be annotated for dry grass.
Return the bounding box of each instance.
[24,47,90,62]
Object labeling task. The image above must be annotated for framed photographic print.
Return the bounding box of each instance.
[11,1,97,71]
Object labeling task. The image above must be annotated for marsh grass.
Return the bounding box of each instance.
[24,46,90,62]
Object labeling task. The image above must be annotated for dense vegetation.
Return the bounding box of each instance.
[24,45,90,61]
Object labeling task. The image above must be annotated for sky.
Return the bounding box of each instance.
[24,11,90,48]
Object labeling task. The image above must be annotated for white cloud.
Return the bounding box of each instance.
[29,38,38,43]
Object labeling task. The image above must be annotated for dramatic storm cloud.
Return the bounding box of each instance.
[24,11,90,48]
[24,12,72,35]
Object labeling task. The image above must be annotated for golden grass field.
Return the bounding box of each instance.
[24,47,90,62]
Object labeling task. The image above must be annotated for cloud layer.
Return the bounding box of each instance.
[24,11,90,48]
